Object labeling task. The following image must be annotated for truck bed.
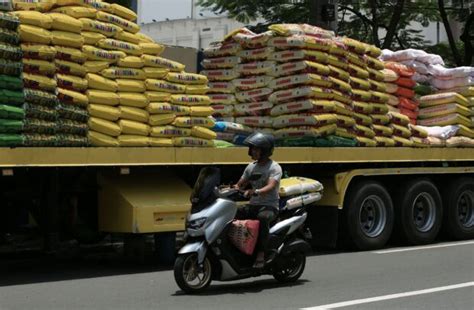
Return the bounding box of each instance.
[0,147,472,167]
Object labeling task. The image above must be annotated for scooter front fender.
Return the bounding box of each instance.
[178,241,208,264]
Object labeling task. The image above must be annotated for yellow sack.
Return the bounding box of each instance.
[166,72,208,85]
[101,67,146,80]
[352,89,372,102]
[54,45,86,63]
[140,42,165,55]
[348,63,369,79]
[88,104,121,121]
[186,85,209,95]
[329,65,350,81]
[56,59,87,77]
[118,119,150,136]
[21,44,56,60]
[191,126,217,140]
[170,95,211,106]
[114,30,141,44]
[235,88,273,103]
[334,101,353,116]
[83,60,110,73]
[118,135,149,147]
[48,13,83,33]
[270,99,335,117]
[12,0,55,12]
[86,73,118,92]
[370,80,387,93]
[420,92,469,108]
[146,102,190,116]
[372,124,394,137]
[57,88,89,108]
[145,79,186,93]
[23,73,56,92]
[56,74,88,92]
[141,54,185,72]
[82,31,106,45]
[88,130,119,147]
[353,101,373,114]
[145,91,170,102]
[388,112,411,126]
[79,18,122,37]
[173,137,214,147]
[190,106,213,117]
[56,0,84,5]
[149,137,173,147]
[51,30,84,48]
[82,0,110,10]
[270,60,330,77]
[97,38,142,56]
[13,11,52,29]
[173,117,215,128]
[368,68,385,82]
[458,125,474,138]
[118,92,148,108]
[350,77,371,91]
[335,127,356,139]
[273,114,337,129]
[107,3,137,21]
[52,6,97,19]
[119,106,149,123]
[417,113,473,128]
[419,103,472,119]
[148,114,176,126]
[393,136,414,147]
[336,114,356,128]
[342,37,366,54]
[150,126,191,138]
[269,87,333,104]
[82,45,126,63]
[374,136,395,147]
[329,77,351,93]
[327,54,348,70]
[201,68,239,81]
[96,11,140,34]
[410,137,430,148]
[353,112,373,126]
[23,58,56,76]
[371,114,391,125]
[19,24,51,44]
[117,56,144,68]
[208,81,235,94]
[116,79,145,92]
[366,56,385,70]
[143,67,168,79]
[355,136,377,147]
[274,124,337,139]
[371,91,389,104]
[136,32,154,43]
[409,124,429,138]
[346,51,366,68]
[371,103,389,115]
[268,73,331,90]
[87,89,120,105]
[89,117,121,137]
[390,124,412,138]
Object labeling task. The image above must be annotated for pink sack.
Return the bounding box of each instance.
[228,220,260,255]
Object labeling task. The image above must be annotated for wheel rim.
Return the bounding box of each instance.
[456,189,474,229]
[276,254,304,278]
[411,192,436,232]
[359,195,387,238]
[181,254,211,290]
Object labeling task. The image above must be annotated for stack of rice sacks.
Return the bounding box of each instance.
[15,9,62,146]
[0,11,24,147]
[265,24,340,143]
[279,177,323,211]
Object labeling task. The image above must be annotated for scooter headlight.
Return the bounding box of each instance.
[187,217,207,230]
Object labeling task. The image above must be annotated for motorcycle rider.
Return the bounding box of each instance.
[234,132,282,268]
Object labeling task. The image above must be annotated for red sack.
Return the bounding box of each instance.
[398,97,419,111]
[395,87,415,99]
[395,77,416,89]
[385,62,415,77]
[400,108,419,120]
[228,220,260,255]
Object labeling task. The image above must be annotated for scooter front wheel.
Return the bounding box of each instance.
[272,252,306,283]
[174,253,212,294]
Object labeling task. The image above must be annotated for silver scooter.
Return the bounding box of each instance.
[174,167,311,294]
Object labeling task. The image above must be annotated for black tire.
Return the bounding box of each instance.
[273,252,306,283]
[174,253,212,294]
[441,178,474,240]
[343,181,394,250]
[395,179,443,245]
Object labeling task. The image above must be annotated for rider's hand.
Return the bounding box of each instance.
[232,184,240,190]
[244,189,255,198]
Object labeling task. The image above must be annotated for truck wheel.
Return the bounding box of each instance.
[395,179,443,245]
[441,178,474,240]
[343,181,394,250]
[174,253,212,294]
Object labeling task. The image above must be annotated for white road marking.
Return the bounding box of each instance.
[373,240,474,254]
[300,282,474,310]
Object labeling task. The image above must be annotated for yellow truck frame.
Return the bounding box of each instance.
[0,147,472,259]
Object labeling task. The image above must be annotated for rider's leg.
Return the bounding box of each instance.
[254,206,277,267]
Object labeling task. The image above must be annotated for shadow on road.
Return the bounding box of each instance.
[173,278,310,296]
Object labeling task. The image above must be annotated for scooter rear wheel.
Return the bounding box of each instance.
[174,253,212,294]
[272,252,306,283]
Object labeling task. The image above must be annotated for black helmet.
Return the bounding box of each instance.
[244,132,275,158]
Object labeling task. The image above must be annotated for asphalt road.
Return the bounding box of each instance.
[0,240,473,310]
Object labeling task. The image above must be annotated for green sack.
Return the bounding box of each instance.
[0,134,24,147]
[0,28,20,45]
[0,13,20,31]
[23,118,57,134]
[24,88,58,107]
[414,84,435,96]
[0,118,23,133]
[0,104,24,119]
[0,74,22,89]
[24,103,58,121]
[57,119,88,136]
[0,43,22,61]
[326,135,358,147]
[0,89,24,105]
[0,59,22,76]
[57,104,88,123]
[23,133,57,147]
[56,134,89,147]
[214,140,234,148]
